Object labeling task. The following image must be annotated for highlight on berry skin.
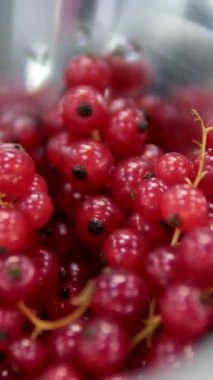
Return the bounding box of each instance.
[0,44,212,380]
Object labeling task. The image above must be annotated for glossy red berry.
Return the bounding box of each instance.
[37,363,82,380]
[49,320,84,363]
[0,307,25,350]
[177,227,213,286]
[9,338,47,375]
[65,54,111,92]
[76,195,124,248]
[140,143,163,168]
[0,208,30,252]
[144,246,177,295]
[103,228,148,273]
[0,254,37,303]
[91,269,148,332]
[76,318,130,376]
[155,152,190,185]
[103,108,148,157]
[42,106,65,137]
[110,157,151,209]
[60,86,107,135]
[190,149,213,198]
[59,140,113,193]
[28,174,48,193]
[17,191,53,229]
[160,284,213,341]
[47,131,76,168]
[136,178,167,222]
[0,147,35,197]
[160,184,208,231]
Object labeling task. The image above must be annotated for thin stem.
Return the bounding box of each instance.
[17,280,94,335]
[171,228,181,246]
[131,315,161,348]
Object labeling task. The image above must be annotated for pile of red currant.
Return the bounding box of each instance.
[0,49,212,380]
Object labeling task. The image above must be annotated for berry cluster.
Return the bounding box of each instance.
[0,48,212,380]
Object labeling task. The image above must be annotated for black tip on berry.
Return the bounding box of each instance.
[167,214,182,227]
[8,264,22,281]
[144,172,155,179]
[199,292,211,306]
[59,285,71,299]
[0,331,8,343]
[0,247,7,255]
[87,218,105,235]
[72,164,88,180]
[137,119,148,133]
[77,102,92,117]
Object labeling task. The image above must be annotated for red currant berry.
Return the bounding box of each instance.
[76,318,130,376]
[155,152,190,185]
[0,208,30,252]
[190,149,213,198]
[48,320,84,363]
[103,228,148,273]
[37,364,82,380]
[17,191,53,229]
[160,284,213,341]
[9,338,47,375]
[160,184,208,231]
[103,108,148,157]
[144,246,177,295]
[76,195,124,248]
[60,86,107,135]
[140,143,163,168]
[135,178,167,222]
[60,140,113,193]
[0,147,35,197]
[91,269,148,332]
[177,227,213,286]
[42,106,65,137]
[0,307,24,350]
[47,131,76,168]
[65,54,111,92]
[28,174,48,193]
[0,254,37,303]
[110,157,151,209]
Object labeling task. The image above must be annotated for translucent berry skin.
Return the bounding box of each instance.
[76,318,130,376]
[76,196,124,248]
[144,246,177,295]
[147,332,194,368]
[48,320,84,363]
[60,140,113,193]
[140,143,163,168]
[28,248,60,298]
[160,184,208,231]
[17,191,53,229]
[28,174,48,193]
[0,255,37,303]
[127,212,172,249]
[103,108,148,157]
[60,86,107,135]
[0,148,35,197]
[0,208,30,252]
[57,181,82,220]
[107,55,153,97]
[42,106,65,137]
[110,157,151,209]
[160,284,213,341]
[91,269,148,332]
[103,228,148,273]
[177,227,213,286]
[0,307,25,350]
[190,149,213,198]
[9,338,47,375]
[65,54,111,92]
[37,364,82,380]
[136,178,167,222]
[47,131,76,168]
[155,152,190,185]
